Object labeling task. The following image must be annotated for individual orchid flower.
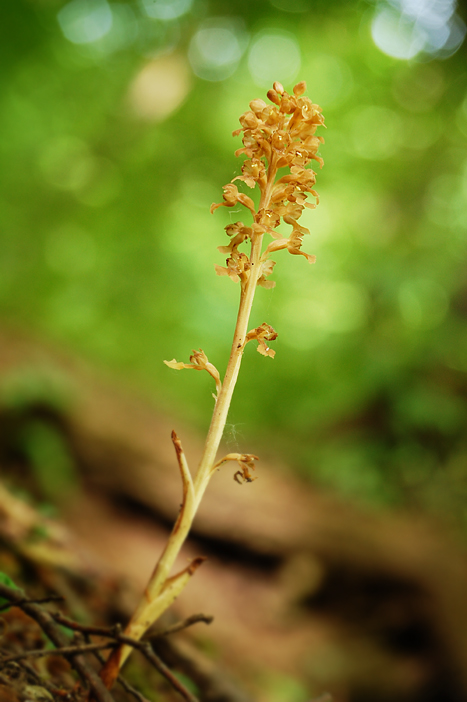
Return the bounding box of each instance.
[217,222,251,255]
[244,322,278,358]
[233,158,267,189]
[164,349,222,396]
[263,230,316,265]
[210,183,255,216]
[215,251,250,286]
[257,260,276,289]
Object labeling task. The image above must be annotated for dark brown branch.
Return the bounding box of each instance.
[3,641,117,664]
[51,611,123,638]
[52,610,206,701]
[0,583,115,702]
[52,611,212,639]
[0,595,64,613]
[0,586,198,702]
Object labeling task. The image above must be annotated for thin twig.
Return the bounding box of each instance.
[0,595,64,613]
[117,677,152,702]
[53,610,212,639]
[155,614,213,637]
[93,630,199,702]
[54,613,200,702]
[0,585,198,702]
[52,611,123,638]
[91,646,152,702]
[133,640,199,702]
[0,583,115,702]
[152,636,252,702]
[95,631,199,702]
[53,610,203,701]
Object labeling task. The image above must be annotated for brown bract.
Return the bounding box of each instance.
[211,81,325,289]
[211,452,259,483]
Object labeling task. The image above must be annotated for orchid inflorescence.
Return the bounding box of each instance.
[99,81,325,690]
[213,80,324,282]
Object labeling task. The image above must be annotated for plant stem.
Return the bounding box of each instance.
[100,157,277,689]
[194,153,277,498]
[194,234,263,499]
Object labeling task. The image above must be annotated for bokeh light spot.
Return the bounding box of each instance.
[371,0,465,60]
[128,53,191,121]
[57,0,113,45]
[371,7,425,59]
[141,0,192,21]
[248,31,301,87]
[97,3,138,54]
[439,13,467,58]
[188,19,246,82]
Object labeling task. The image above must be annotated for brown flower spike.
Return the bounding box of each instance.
[99,82,325,690]
[212,80,325,291]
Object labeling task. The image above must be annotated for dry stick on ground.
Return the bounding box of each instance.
[0,583,115,702]
[90,646,153,702]
[155,614,214,637]
[4,640,199,702]
[52,615,201,702]
[55,612,249,702]
[53,610,213,702]
[0,584,200,702]
[0,595,64,613]
[100,80,326,689]
[51,611,213,639]
[151,636,253,702]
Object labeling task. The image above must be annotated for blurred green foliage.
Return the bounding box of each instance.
[1,0,467,527]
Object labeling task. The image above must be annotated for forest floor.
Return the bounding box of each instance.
[1,326,467,702]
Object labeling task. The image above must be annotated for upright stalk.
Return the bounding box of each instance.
[194,166,276,495]
[99,81,325,690]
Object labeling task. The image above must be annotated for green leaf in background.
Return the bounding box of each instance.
[1,0,467,531]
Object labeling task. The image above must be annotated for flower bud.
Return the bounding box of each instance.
[267,89,281,106]
[293,81,306,96]
[249,98,267,114]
